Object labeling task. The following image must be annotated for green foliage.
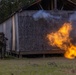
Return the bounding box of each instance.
[0,0,35,23]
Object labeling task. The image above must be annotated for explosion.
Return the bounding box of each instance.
[47,23,76,59]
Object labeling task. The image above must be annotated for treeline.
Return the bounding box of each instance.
[0,0,35,23]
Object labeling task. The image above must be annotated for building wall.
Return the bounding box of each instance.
[0,13,19,52]
[18,11,76,52]
[0,18,12,51]
[0,10,76,53]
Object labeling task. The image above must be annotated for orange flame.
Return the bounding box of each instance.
[47,23,76,59]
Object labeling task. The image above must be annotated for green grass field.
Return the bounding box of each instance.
[0,57,76,75]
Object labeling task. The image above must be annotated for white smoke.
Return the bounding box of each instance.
[69,12,76,22]
[33,10,50,21]
[33,10,61,21]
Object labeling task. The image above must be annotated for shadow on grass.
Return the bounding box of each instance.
[2,55,17,60]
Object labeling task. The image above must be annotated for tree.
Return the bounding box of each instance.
[0,0,35,23]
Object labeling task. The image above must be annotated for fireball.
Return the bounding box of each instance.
[47,23,76,59]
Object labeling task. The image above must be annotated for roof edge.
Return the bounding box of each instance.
[0,0,41,24]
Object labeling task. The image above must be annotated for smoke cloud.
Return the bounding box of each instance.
[69,12,76,22]
[33,10,61,21]
[68,12,76,45]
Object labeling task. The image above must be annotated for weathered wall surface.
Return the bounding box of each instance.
[0,14,18,52]
[0,18,12,51]
[18,11,76,52]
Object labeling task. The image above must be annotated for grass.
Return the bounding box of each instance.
[0,57,76,75]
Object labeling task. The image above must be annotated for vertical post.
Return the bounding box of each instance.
[12,16,15,51]
[54,0,57,10]
[3,23,6,34]
[15,14,19,52]
[43,54,45,58]
[51,0,54,10]
[51,0,53,10]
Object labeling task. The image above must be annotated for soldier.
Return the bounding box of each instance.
[0,32,8,59]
